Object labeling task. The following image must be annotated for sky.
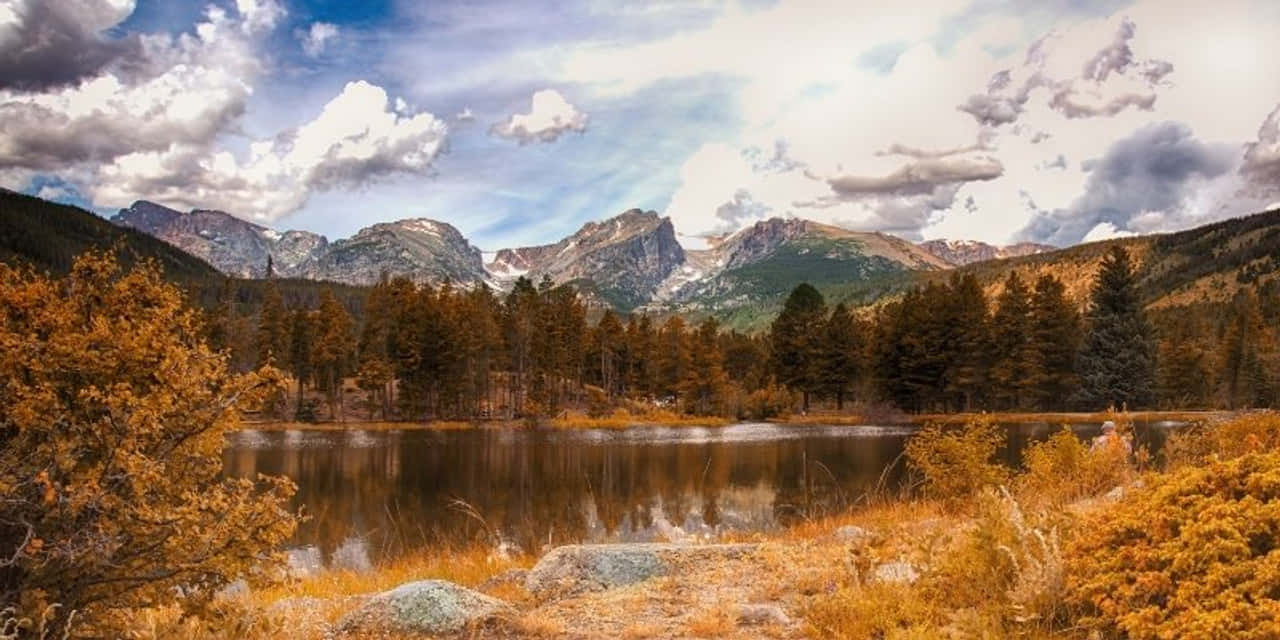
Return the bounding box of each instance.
[2,0,1279,251]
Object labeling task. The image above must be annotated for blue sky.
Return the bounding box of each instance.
[2,0,1279,250]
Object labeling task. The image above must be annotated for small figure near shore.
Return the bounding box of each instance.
[1091,420,1133,457]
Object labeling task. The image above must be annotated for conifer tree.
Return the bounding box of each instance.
[989,272,1035,409]
[256,282,288,367]
[821,302,862,410]
[1027,274,1081,410]
[943,273,990,411]
[770,283,827,412]
[288,308,315,417]
[656,315,691,403]
[1074,245,1155,409]
[680,317,729,415]
[1156,315,1213,408]
[1222,288,1276,408]
[312,289,356,420]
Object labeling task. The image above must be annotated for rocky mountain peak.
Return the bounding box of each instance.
[918,238,1054,266]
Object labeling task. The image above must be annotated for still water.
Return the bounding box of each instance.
[222,421,1183,570]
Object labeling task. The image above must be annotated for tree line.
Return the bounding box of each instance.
[227,245,1279,421]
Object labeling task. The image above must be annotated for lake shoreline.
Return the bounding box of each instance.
[236,409,1229,432]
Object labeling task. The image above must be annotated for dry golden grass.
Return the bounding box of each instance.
[621,622,667,639]
[686,605,736,637]
[239,419,503,431]
[514,610,567,637]
[772,413,866,426]
[909,410,1227,425]
[550,409,731,430]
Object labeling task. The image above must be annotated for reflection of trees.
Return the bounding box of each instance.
[223,429,914,565]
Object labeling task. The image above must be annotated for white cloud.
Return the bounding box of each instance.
[1081,222,1136,243]
[491,89,588,143]
[91,81,448,221]
[644,0,1280,245]
[297,21,338,57]
[0,1,279,170]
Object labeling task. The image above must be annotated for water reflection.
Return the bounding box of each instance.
[222,421,1179,568]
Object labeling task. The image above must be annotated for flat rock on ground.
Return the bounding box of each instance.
[339,579,514,636]
[524,543,759,599]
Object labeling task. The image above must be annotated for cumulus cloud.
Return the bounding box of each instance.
[491,89,588,143]
[1020,121,1236,245]
[1242,104,1280,179]
[958,18,1171,127]
[296,22,338,57]
[90,81,448,221]
[0,0,142,90]
[0,1,280,170]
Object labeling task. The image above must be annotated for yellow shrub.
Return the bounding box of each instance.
[905,418,1010,507]
[1020,427,1132,505]
[1162,413,1280,469]
[804,582,941,639]
[925,489,1072,634]
[1066,452,1280,639]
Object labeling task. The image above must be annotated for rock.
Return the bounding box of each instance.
[525,543,758,598]
[830,525,872,545]
[872,561,920,585]
[1104,479,1146,502]
[479,568,529,592]
[737,603,792,627]
[338,579,514,636]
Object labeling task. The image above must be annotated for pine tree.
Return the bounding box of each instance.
[770,283,827,412]
[943,273,991,411]
[312,289,356,420]
[1027,274,1081,411]
[680,317,729,415]
[1074,246,1155,409]
[989,272,1035,409]
[656,315,691,403]
[821,302,862,410]
[1221,288,1276,408]
[256,282,288,367]
[1156,315,1212,408]
[288,308,315,418]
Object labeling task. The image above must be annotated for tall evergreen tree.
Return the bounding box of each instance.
[680,317,729,415]
[1221,288,1276,408]
[1156,314,1213,408]
[989,272,1035,409]
[1027,274,1081,410]
[312,290,356,419]
[770,283,827,411]
[656,316,691,403]
[943,273,991,411]
[255,282,288,367]
[288,308,315,416]
[1074,246,1155,409]
[821,302,862,410]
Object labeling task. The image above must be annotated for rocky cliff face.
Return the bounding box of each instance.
[113,201,318,278]
[917,239,1053,266]
[486,209,685,310]
[298,218,486,286]
[114,201,482,285]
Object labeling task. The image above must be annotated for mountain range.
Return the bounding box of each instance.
[112,200,1049,313]
[5,191,1277,331]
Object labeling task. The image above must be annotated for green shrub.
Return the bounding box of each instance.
[1066,452,1280,639]
[905,418,1009,507]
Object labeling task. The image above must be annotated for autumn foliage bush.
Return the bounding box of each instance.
[1066,450,1280,639]
[905,418,1009,507]
[0,254,297,637]
[1019,426,1133,505]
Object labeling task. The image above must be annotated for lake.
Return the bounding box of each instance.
[222,421,1185,571]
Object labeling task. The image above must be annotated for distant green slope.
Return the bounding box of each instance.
[0,189,219,282]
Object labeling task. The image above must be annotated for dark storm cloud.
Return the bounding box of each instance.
[827,156,1003,197]
[0,1,144,90]
[1019,121,1237,245]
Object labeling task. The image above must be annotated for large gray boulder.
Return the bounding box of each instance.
[338,579,513,636]
[525,543,758,599]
